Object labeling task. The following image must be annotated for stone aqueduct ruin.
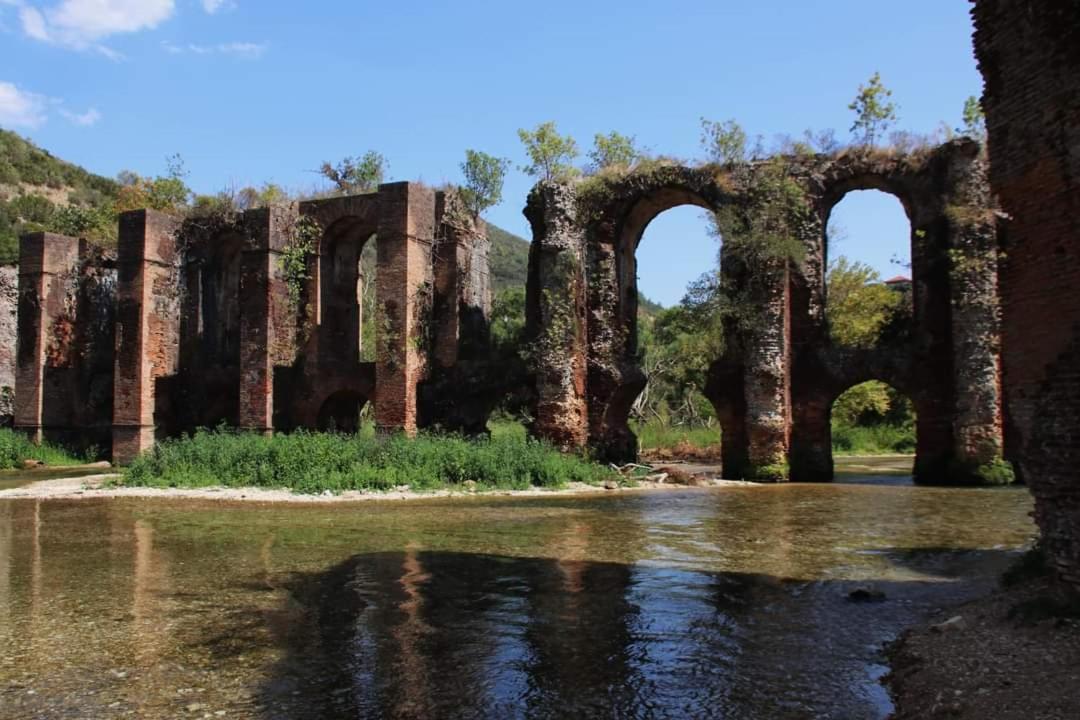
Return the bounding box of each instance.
[526,139,1004,483]
[9,140,1006,484]
[12,183,492,463]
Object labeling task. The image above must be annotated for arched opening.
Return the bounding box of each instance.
[624,200,724,461]
[824,189,913,348]
[317,218,378,366]
[831,380,916,478]
[317,390,369,434]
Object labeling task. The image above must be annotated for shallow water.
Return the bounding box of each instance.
[0,471,1034,719]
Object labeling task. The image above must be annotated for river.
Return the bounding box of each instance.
[0,462,1034,718]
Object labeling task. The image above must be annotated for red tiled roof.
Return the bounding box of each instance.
[884,275,911,284]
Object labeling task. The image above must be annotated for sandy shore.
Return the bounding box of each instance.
[0,472,757,504]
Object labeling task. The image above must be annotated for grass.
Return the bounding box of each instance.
[0,428,84,469]
[633,421,721,460]
[831,422,915,455]
[122,427,614,494]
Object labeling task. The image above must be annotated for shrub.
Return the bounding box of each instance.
[0,428,82,468]
[122,428,613,494]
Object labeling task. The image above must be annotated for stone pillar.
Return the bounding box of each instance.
[112,210,182,464]
[945,142,1005,476]
[431,192,490,369]
[14,233,80,444]
[742,268,792,480]
[238,205,296,434]
[524,182,589,450]
[374,182,435,436]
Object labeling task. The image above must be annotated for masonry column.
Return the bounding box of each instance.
[945,141,1007,480]
[743,266,792,480]
[112,210,182,464]
[14,233,80,444]
[523,182,589,451]
[238,205,296,434]
[374,182,435,436]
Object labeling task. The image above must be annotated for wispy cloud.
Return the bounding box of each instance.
[162,39,266,59]
[0,80,48,128]
[201,0,235,14]
[59,106,100,126]
[9,0,175,57]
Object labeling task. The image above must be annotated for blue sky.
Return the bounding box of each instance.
[0,0,981,306]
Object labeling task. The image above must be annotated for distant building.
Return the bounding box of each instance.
[884,275,912,291]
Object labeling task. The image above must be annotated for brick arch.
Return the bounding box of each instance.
[528,141,1006,483]
[583,171,734,462]
[315,216,377,366]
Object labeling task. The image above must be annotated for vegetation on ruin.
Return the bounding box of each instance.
[517,121,580,181]
[460,149,510,217]
[120,427,614,494]
[0,428,83,469]
[318,151,386,194]
[849,71,899,146]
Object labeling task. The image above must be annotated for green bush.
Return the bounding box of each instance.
[122,428,614,494]
[832,421,915,455]
[0,428,83,468]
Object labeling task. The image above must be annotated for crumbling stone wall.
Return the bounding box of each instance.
[15,234,116,453]
[526,142,1005,483]
[0,266,17,425]
[972,0,1080,586]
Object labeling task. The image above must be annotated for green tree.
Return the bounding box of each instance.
[460,149,510,216]
[832,380,892,426]
[849,72,898,147]
[700,118,747,165]
[959,95,986,141]
[319,151,387,194]
[826,256,903,348]
[517,121,579,181]
[588,131,640,171]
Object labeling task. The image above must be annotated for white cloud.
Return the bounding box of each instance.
[201,0,234,14]
[60,106,100,126]
[0,80,48,128]
[15,0,174,53]
[162,39,266,59]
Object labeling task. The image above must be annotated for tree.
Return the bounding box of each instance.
[700,118,747,165]
[319,151,386,194]
[114,153,191,214]
[959,96,986,141]
[588,131,640,172]
[848,72,898,147]
[517,121,579,181]
[832,380,892,426]
[826,256,903,348]
[460,149,510,216]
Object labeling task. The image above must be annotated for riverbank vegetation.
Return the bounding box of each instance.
[0,428,84,468]
[121,428,613,494]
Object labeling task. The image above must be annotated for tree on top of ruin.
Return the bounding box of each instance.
[460,149,510,217]
[958,96,986,141]
[517,121,580,182]
[700,118,747,165]
[848,72,898,147]
[588,131,641,172]
[319,151,386,195]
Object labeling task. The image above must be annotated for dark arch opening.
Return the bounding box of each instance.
[199,231,244,369]
[317,390,369,433]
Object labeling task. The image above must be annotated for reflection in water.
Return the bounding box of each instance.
[0,480,1035,719]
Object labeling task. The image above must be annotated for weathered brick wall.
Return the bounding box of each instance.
[0,266,17,425]
[973,0,1080,586]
